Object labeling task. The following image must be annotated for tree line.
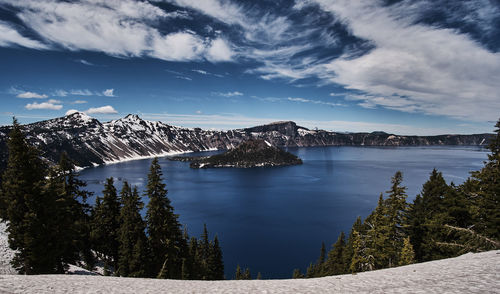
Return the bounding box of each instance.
[294,119,500,278]
[0,119,224,279]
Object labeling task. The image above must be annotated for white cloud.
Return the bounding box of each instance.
[1,0,233,63]
[206,38,234,62]
[151,31,206,61]
[304,0,500,121]
[70,89,93,96]
[16,91,48,99]
[214,91,243,97]
[176,76,192,81]
[85,105,118,114]
[53,89,68,97]
[191,69,224,77]
[72,100,87,104]
[102,89,115,97]
[192,69,208,75]
[0,20,48,49]
[287,97,344,107]
[76,59,94,66]
[25,99,62,110]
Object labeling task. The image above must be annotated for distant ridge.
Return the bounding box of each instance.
[0,113,492,169]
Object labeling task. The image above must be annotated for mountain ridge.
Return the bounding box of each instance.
[0,113,493,170]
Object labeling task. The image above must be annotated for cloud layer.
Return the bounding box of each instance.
[1,0,499,121]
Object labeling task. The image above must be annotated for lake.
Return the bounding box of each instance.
[79,146,488,279]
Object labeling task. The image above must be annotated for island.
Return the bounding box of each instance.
[170,139,303,168]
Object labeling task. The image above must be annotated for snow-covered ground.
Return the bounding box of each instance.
[1,221,499,293]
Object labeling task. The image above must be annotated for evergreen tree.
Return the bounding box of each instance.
[324,231,346,275]
[45,152,93,272]
[145,158,184,279]
[468,119,500,240]
[235,264,243,280]
[243,267,251,280]
[256,272,262,280]
[342,216,363,273]
[384,171,408,267]
[208,235,224,280]
[91,177,121,273]
[398,236,415,266]
[364,193,390,269]
[349,230,368,273]
[408,169,450,261]
[305,262,314,278]
[0,118,54,274]
[117,183,149,277]
[292,268,304,279]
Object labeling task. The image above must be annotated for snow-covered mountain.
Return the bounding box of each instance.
[0,112,492,169]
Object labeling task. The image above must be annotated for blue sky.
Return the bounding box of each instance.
[0,0,499,135]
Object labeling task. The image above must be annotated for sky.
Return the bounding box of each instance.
[0,0,499,135]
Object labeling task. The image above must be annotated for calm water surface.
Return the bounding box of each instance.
[79,146,488,279]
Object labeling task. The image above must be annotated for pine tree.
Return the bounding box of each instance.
[364,193,390,269]
[305,262,314,278]
[0,118,54,274]
[408,169,450,261]
[208,235,224,280]
[117,183,149,277]
[45,152,93,272]
[324,231,346,275]
[349,230,368,273]
[256,272,262,280]
[342,216,363,273]
[91,177,121,273]
[469,119,500,240]
[145,158,184,279]
[292,268,304,278]
[243,267,251,280]
[384,171,408,267]
[398,236,415,266]
[235,264,243,280]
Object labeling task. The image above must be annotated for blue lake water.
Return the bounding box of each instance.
[79,146,488,279]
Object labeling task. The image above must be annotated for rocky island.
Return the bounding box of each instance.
[171,139,303,168]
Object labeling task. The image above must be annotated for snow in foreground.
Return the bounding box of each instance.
[0,250,498,293]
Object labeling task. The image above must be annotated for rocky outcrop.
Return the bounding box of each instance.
[0,113,492,170]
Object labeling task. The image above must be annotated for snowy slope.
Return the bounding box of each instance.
[1,220,498,293]
[0,245,498,293]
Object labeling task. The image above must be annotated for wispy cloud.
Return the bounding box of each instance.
[213,91,243,97]
[16,91,48,99]
[296,0,500,121]
[75,59,94,66]
[0,20,48,49]
[287,97,345,107]
[102,89,115,97]
[176,76,192,81]
[25,99,62,110]
[72,100,87,104]
[191,69,224,77]
[70,89,93,96]
[52,88,116,97]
